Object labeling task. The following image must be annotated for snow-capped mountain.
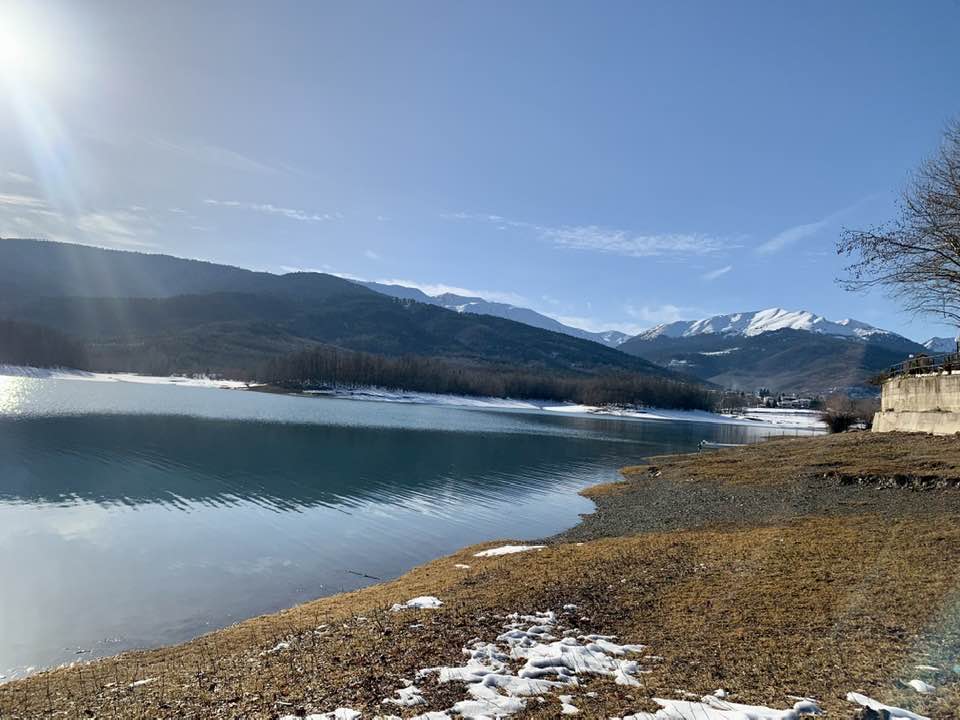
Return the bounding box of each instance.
[357,281,629,348]
[620,307,926,394]
[923,336,957,353]
[638,308,893,342]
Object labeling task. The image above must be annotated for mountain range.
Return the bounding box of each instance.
[0,238,942,396]
[357,282,932,394]
[358,281,629,347]
[0,238,667,380]
[635,308,893,342]
[619,309,926,395]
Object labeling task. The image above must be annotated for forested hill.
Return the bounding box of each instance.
[0,239,675,382]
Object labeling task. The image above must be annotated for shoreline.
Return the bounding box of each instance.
[2,432,956,718]
[0,364,826,431]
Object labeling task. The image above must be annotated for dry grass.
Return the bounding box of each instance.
[3,432,960,719]
[616,430,960,490]
[3,515,959,718]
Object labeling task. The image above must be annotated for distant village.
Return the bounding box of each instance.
[755,388,814,409]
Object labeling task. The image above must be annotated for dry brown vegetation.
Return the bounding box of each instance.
[620,430,960,489]
[3,433,960,719]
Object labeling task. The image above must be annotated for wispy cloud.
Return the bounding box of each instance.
[702,264,733,281]
[74,210,158,248]
[551,314,645,336]
[756,218,830,255]
[3,171,33,185]
[0,193,46,209]
[756,197,879,255]
[542,226,725,257]
[364,249,381,260]
[204,199,338,222]
[0,192,158,248]
[625,303,709,326]
[444,212,729,258]
[145,137,282,176]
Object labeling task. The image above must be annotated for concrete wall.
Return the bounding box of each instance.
[873,373,960,434]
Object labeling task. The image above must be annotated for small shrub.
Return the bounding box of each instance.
[823,411,857,434]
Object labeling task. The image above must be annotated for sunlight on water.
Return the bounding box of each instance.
[0,376,28,414]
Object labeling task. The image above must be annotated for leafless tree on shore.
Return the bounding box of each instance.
[839,119,960,325]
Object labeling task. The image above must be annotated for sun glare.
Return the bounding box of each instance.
[0,8,54,85]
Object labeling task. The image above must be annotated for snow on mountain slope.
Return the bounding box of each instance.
[923,336,957,353]
[358,281,629,348]
[638,308,893,341]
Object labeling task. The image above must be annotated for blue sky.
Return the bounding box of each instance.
[1,0,959,341]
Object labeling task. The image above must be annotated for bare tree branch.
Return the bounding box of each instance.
[838,119,960,328]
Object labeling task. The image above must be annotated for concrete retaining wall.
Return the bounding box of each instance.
[873,373,960,434]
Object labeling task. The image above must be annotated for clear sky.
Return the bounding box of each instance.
[1,0,959,341]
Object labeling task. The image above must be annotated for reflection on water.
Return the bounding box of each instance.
[0,379,805,678]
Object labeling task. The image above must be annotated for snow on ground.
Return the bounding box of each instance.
[264,605,935,720]
[474,545,545,558]
[391,596,444,611]
[0,365,251,389]
[846,692,930,719]
[542,404,826,430]
[304,387,540,410]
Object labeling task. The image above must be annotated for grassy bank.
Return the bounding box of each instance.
[3,433,959,719]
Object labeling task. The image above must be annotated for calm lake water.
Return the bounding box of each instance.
[0,377,807,678]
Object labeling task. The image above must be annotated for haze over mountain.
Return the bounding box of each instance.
[621,308,925,395]
[358,281,629,347]
[0,238,668,380]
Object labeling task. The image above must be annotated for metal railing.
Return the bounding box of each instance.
[884,350,960,378]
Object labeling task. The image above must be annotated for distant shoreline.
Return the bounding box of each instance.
[0,364,827,431]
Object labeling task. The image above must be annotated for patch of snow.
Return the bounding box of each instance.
[417,609,651,719]
[0,365,252,389]
[907,678,935,694]
[699,347,740,356]
[382,683,427,707]
[454,563,471,569]
[391,596,444,611]
[280,711,361,720]
[474,545,546,557]
[621,695,821,719]
[128,677,155,688]
[913,664,939,672]
[846,692,930,720]
[542,404,826,430]
[559,693,579,714]
[304,386,540,410]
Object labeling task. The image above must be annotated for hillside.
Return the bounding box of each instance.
[621,327,924,394]
[0,239,669,379]
[359,280,629,347]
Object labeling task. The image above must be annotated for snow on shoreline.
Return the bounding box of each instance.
[0,364,253,389]
[0,365,825,430]
[305,387,826,431]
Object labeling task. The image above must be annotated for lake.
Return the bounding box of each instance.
[0,377,808,679]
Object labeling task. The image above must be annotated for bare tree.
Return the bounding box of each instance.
[838,119,960,325]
